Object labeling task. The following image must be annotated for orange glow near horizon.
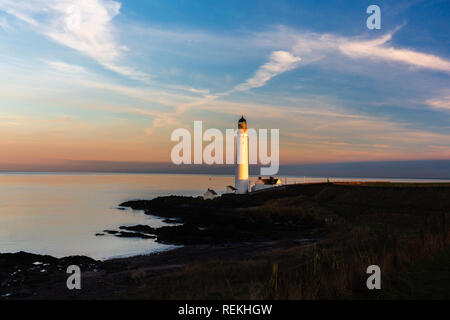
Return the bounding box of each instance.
[1,112,450,170]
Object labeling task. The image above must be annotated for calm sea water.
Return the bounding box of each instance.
[0,173,449,260]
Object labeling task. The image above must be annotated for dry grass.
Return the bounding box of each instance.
[129,270,148,284]
[124,185,450,299]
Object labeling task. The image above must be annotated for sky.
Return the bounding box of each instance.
[0,0,449,171]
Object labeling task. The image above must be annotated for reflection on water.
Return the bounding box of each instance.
[0,173,449,260]
[0,173,234,260]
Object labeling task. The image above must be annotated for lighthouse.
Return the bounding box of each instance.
[235,116,249,194]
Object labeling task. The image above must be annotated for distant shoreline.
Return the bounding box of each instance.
[0,159,449,179]
[1,171,450,182]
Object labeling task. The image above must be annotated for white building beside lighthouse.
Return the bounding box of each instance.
[235,116,249,194]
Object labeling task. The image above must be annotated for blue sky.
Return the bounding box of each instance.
[0,0,449,168]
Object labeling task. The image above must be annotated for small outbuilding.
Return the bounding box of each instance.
[251,176,282,192]
[203,188,219,200]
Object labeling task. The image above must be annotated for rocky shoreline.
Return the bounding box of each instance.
[0,240,308,299]
[99,186,323,245]
[0,251,98,299]
[2,182,449,299]
[1,184,322,299]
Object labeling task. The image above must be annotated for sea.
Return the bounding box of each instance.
[0,173,449,260]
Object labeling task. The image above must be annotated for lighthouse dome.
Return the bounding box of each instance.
[238,116,247,129]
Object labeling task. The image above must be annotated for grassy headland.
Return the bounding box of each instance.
[122,182,450,299]
[1,182,449,299]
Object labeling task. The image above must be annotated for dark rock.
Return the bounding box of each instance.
[119,225,155,234]
[104,230,119,234]
[119,200,152,210]
[113,184,344,246]
[60,255,97,266]
[0,251,100,299]
[0,252,58,271]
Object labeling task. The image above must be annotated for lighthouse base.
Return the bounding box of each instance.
[235,179,249,194]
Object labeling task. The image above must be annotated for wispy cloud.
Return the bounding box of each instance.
[285,28,450,73]
[247,25,450,75]
[165,49,303,120]
[135,24,450,131]
[426,95,450,111]
[338,33,450,72]
[233,51,301,91]
[44,60,86,74]
[0,0,150,82]
[0,11,449,165]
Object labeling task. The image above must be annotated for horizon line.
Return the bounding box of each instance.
[0,159,449,180]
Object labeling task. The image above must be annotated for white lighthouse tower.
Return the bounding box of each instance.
[235,116,249,194]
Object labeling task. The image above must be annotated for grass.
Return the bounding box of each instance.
[123,183,450,299]
[380,249,450,299]
[334,182,450,187]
